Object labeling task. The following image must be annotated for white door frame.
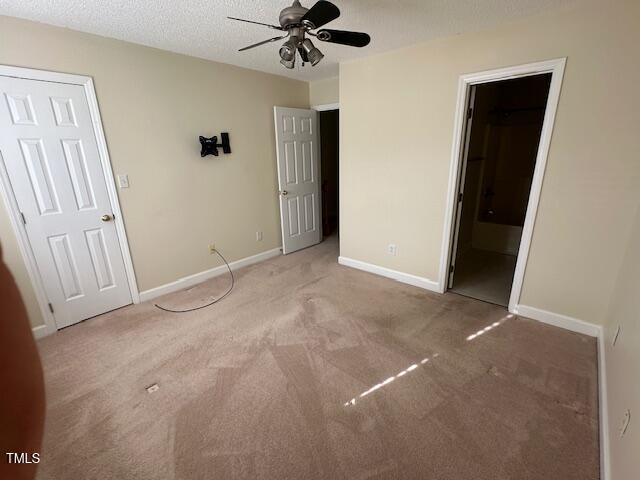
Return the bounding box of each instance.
[311,102,339,112]
[438,58,566,313]
[0,65,139,337]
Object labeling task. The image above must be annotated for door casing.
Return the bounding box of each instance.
[439,58,566,313]
[0,65,139,338]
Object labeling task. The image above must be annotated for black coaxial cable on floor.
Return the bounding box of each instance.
[154,249,234,313]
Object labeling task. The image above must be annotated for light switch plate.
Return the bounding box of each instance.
[117,174,130,188]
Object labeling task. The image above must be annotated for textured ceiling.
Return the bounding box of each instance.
[0,0,579,81]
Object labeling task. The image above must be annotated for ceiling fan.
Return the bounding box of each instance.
[229,0,371,69]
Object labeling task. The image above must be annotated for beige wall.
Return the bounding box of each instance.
[0,16,309,328]
[339,0,640,325]
[603,200,640,479]
[309,76,339,106]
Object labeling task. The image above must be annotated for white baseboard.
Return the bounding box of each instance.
[514,304,601,337]
[597,328,610,480]
[139,247,281,302]
[32,323,54,339]
[338,256,440,292]
[31,247,281,338]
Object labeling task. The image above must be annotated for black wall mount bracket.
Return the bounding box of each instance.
[199,133,231,157]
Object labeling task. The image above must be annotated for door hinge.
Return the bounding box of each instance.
[449,265,455,273]
[48,303,54,314]
[20,211,26,225]
[467,107,473,119]
[458,192,463,203]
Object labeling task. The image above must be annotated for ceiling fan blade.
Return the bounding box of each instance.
[228,16,284,30]
[300,0,340,29]
[316,29,371,47]
[238,35,287,52]
[298,47,309,63]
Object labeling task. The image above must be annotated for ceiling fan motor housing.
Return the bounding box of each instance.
[279,0,308,28]
[231,0,370,69]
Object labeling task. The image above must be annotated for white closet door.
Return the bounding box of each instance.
[0,75,132,328]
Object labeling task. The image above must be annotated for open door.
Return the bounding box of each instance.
[274,106,321,254]
[448,86,477,288]
[0,73,134,329]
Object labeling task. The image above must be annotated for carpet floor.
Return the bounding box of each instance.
[35,237,600,480]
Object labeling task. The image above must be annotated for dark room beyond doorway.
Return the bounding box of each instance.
[449,74,552,306]
[320,109,339,237]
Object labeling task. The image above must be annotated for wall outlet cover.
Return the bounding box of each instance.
[117,174,129,188]
[388,244,398,256]
[208,244,216,254]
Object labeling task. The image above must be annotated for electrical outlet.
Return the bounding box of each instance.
[256,231,263,241]
[208,243,216,254]
[388,244,397,256]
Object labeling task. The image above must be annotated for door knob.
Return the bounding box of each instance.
[280,190,289,196]
[101,214,113,222]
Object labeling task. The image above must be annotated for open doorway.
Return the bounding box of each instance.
[448,73,552,306]
[274,105,340,254]
[319,109,339,238]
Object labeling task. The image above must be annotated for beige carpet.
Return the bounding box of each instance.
[36,237,599,479]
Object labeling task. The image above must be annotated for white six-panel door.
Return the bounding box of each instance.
[0,75,132,329]
[274,107,321,254]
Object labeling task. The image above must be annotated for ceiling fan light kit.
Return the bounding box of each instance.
[229,0,371,69]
